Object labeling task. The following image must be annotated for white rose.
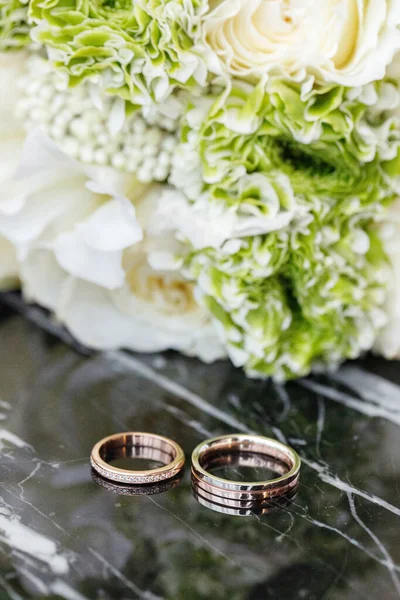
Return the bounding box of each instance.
[203,0,400,87]
[1,132,225,362]
[374,199,400,359]
[0,52,28,289]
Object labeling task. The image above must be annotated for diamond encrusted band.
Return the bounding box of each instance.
[90,432,185,485]
[91,468,183,496]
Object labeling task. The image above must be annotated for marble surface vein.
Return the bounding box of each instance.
[0,294,399,600]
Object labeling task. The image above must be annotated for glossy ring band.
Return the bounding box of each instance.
[191,434,300,501]
[192,485,299,517]
[91,432,185,485]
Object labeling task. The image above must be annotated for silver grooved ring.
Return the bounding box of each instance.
[191,434,300,501]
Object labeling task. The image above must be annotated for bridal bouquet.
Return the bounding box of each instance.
[1,0,400,381]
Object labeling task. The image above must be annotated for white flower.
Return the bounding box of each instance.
[387,49,400,79]
[16,55,180,184]
[0,51,28,289]
[153,183,298,251]
[0,237,18,289]
[1,132,224,362]
[0,51,27,138]
[0,132,143,280]
[203,0,400,88]
[374,198,400,359]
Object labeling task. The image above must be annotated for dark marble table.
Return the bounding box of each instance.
[0,294,399,600]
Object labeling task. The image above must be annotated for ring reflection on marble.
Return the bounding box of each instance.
[191,434,300,503]
[90,432,185,485]
[192,486,299,517]
[192,480,300,509]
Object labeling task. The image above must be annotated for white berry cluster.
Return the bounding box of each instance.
[16,56,179,183]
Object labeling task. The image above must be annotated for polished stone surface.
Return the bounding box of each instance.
[0,295,399,600]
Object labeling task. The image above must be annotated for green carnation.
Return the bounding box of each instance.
[0,0,30,50]
[29,0,213,107]
[168,78,400,379]
[172,78,400,211]
[186,220,390,380]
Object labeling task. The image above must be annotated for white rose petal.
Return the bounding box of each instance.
[1,132,225,362]
[0,237,19,290]
[53,229,128,290]
[72,200,142,253]
[58,279,152,350]
[0,52,30,291]
[21,249,68,310]
[203,0,400,87]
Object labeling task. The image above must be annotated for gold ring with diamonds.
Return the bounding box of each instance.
[91,468,183,495]
[90,432,185,485]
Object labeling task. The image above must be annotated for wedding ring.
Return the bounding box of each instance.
[191,434,300,503]
[91,469,183,496]
[90,432,185,485]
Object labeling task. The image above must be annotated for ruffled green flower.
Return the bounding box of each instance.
[0,0,30,50]
[166,78,400,379]
[171,78,400,216]
[29,0,214,107]
[186,219,390,380]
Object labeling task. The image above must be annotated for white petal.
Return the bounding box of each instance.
[74,199,142,252]
[20,249,67,310]
[107,97,125,135]
[56,279,145,350]
[53,230,126,290]
[203,0,400,87]
[0,237,19,290]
